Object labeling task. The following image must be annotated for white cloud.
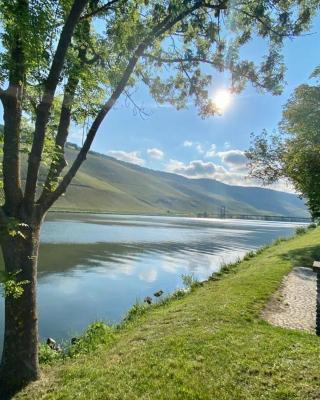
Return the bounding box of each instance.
[196,143,205,154]
[218,149,247,171]
[183,140,193,147]
[166,159,185,171]
[183,141,217,157]
[165,157,295,192]
[107,150,145,166]
[166,159,226,178]
[205,144,216,158]
[147,147,164,160]
[166,158,254,185]
[182,140,206,154]
[166,158,251,185]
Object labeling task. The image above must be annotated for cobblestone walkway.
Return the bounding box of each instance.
[262,267,316,333]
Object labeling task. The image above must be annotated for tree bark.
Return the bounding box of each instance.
[2,87,24,215]
[0,223,40,398]
[24,0,89,211]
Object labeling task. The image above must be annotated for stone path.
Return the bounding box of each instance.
[262,267,316,333]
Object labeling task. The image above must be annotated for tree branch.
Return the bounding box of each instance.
[80,0,119,20]
[124,89,149,119]
[39,45,89,201]
[1,0,28,216]
[39,10,98,202]
[239,9,293,39]
[40,44,146,211]
[39,1,206,212]
[144,54,216,66]
[24,0,89,212]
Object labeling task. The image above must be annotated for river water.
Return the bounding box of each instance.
[0,213,304,345]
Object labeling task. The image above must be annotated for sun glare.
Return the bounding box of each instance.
[212,89,233,113]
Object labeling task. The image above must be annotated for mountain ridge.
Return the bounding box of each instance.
[47,144,308,218]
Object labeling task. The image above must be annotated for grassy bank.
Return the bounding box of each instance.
[16,228,320,400]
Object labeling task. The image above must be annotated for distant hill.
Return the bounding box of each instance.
[40,144,308,217]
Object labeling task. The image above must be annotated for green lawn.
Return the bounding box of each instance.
[16,228,320,400]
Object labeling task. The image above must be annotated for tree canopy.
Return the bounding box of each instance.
[247,70,320,219]
[0,0,318,219]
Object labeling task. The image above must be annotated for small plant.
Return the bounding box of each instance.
[209,258,242,281]
[273,237,287,245]
[0,270,29,299]
[170,289,187,300]
[124,302,149,323]
[181,273,200,290]
[243,250,256,261]
[39,343,62,364]
[67,322,115,358]
[308,223,317,229]
[38,322,116,363]
[295,226,307,235]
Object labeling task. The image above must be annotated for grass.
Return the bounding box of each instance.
[15,228,320,400]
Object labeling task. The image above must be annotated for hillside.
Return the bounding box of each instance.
[44,145,308,217]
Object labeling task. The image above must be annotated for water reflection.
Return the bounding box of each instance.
[0,213,304,345]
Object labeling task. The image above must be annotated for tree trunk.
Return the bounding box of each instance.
[0,223,40,398]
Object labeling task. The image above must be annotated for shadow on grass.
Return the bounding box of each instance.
[282,244,320,269]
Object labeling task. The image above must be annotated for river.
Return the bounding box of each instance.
[0,213,305,346]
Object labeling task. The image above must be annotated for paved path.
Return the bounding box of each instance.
[262,267,316,333]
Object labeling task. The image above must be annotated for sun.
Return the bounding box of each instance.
[212,89,233,113]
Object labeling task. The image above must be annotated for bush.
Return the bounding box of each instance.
[295,226,307,235]
[67,322,115,358]
[39,343,62,364]
[308,223,317,229]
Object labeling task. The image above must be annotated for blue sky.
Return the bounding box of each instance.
[68,14,319,192]
[2,12,319,192]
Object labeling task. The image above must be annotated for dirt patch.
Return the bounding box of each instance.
[262,267,316,333]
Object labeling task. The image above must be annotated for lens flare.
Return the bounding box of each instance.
[212,89,233,113]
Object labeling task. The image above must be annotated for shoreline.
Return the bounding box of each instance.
[48,208,311,223]
[15,226,320,399]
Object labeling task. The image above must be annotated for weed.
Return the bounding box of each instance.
[124,301,149,323]
[181,273,200,290]
[243,251,256,261]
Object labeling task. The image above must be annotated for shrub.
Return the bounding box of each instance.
[308,223,317,229]
[67,322,115,358]
[39,343,62,364]
[295,226,307,235]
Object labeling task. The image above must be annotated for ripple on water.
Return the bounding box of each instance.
[0,214,304,348]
